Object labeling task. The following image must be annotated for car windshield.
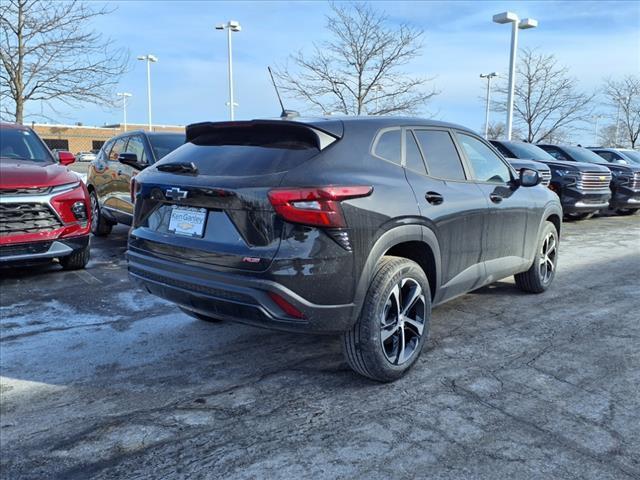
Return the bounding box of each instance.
[563,146,606,163]
[505,142,556,161]
[620,150,640,164]
[0,128,53,163]
[149,134,185,161]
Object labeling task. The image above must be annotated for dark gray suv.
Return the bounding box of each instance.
[127,117,562,381]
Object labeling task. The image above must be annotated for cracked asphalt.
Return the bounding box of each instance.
[1,214,639,479]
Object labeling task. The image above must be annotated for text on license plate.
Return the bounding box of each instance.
[168,206,207,237]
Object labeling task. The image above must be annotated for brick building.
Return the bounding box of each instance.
[30,123,185,155]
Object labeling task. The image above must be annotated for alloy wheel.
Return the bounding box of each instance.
[539,231,557,283]
[380,278,426,365]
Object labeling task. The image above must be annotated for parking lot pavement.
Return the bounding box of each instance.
[1,215,639,480]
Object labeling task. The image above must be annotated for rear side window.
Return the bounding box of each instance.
[374,129,401,164]
[165,125,322,176]
[413,130,466,180]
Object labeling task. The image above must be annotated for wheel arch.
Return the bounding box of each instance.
[352,224,441,324]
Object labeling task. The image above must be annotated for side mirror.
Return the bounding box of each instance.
[118,152,147,170]
[519,168,541,187]
[57,151,75,166]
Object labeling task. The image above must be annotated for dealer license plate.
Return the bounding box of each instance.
[168,206,207,237]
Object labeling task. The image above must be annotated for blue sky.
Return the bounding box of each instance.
[28,1,640,143]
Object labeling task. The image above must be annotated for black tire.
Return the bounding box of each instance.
[90,190,113,236]
[515,221,558,293]
[342,256,431,382]
[179,307,223,323]
[565,212,594,221]
[59,244,90,270]
[615,208,639,216]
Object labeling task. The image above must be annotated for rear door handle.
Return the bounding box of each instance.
[425,191,444,205]
[490,193,503,203]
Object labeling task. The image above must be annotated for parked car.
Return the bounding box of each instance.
[589,147,640,165]
[87,130,185,236]
[75,151,96,162]
[538,144,640,216]
[127,117,562,382]
[492,140,612,220]
[0,123,91,269]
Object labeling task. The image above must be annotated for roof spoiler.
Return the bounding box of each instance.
[185,120,341,150]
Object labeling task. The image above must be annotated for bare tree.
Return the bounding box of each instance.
[0,0,128,124]
[486,122,506,140]
[493,48,594,143]
[604,75,640,148]
[275,2,437,116]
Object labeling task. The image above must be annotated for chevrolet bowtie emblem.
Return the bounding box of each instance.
[165,187,188,200]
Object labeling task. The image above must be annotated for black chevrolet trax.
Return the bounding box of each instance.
[127,117,562,382]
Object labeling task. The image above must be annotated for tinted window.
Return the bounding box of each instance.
[405,131,426,174]
[109,137,126,161]
[0,128,53,163]
[541,147,570,161]
[414,130,466,180]
[162,126,320,176]
[148,134,185,161]
[457,133,511,183]
[374,129,401,164]
[593,151,615,162]
[500,142,555,161]
[125,135,147,164]
[561,146,606,164]
[491,142,513,158]
[620,150,640,164]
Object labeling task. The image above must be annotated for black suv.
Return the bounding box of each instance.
[538,144,640,216]
[492,140,612,220]
[87,130,185,235]
[127,118,562,381]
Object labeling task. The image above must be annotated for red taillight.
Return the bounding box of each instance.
[267,186,373,228]
[267,291,306,319]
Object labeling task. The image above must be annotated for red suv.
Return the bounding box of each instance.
[0,123,91,269]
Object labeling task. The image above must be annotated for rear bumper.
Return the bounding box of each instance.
[127,248,356,334]
[560,188,611,214]
[0,235,89,264]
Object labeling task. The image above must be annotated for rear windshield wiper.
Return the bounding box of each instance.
[156,162,198,174]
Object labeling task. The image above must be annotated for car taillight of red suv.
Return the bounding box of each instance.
[0,122,91,270]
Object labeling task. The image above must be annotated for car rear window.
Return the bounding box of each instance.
[160,125,322,176]
[414,130,466,180]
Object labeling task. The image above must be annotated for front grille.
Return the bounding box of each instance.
[540,170,551,186]
[0,186,51,196]
[0,203,63,235]
[576,171,611,191]
[630,172,640,190]
[0,242,52,258]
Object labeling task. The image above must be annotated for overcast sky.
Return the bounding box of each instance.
[27,0,640,143]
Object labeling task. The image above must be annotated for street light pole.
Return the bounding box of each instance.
[216,21,241,120]
[593,114,604,145]
[137,55,158,131]
[480,72,498,139]
[117,92,132,132]
[493,12,538,141]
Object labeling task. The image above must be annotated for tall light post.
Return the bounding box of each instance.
[215,21,241,120]
[116,92,132,132]
[493,12,538,140]
[592,114,604,146]
[480,72,499,139]
[137,54,158,131]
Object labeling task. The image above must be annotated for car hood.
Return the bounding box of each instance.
[506,158,551,172]
[604,162,640,175]
[0,158,79,189]
[533,158,611,173]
